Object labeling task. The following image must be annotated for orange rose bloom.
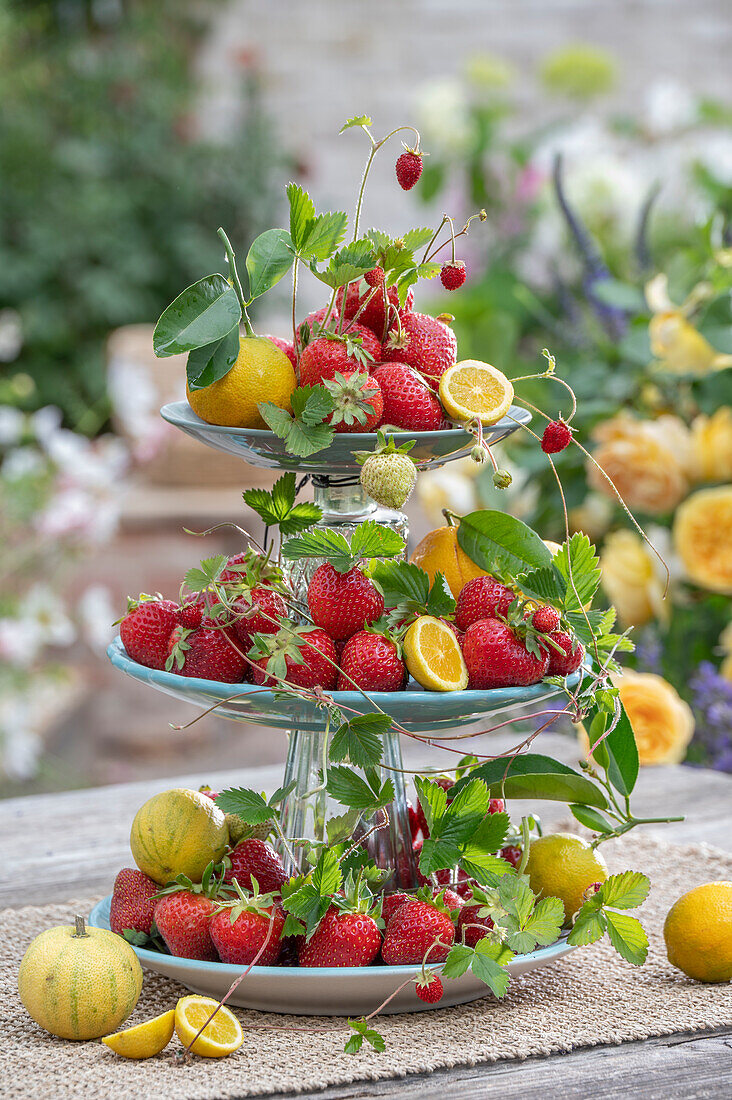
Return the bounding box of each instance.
[674,485,732,594]
[613,670,694,766]
[588,414,692,515]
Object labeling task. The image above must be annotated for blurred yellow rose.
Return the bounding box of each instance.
[588,414,692,514]
[649,311,732,375]
[569,493,613,541]
[674,485,732,594]
[691,407,732,483]
[613,670,694,765]
[600,530,668,627]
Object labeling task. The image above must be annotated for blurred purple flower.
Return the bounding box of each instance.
[688,662,732,773]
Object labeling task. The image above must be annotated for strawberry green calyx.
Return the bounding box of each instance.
[247,623,307,681]
[324,330,375,369]
[324,371,381,431]
[355,431,418,511]
[214,876,279,924]
[165,626,193,672]
[153,860,231,901]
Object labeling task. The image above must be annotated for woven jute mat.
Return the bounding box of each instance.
[3,834,731,1099]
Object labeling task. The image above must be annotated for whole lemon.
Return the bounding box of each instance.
[18,915,142,1040]
[410,524,487,598]
[130,787,228,885]
[526,832,609,922]
[663,882,732,982]
[187,335,295,428]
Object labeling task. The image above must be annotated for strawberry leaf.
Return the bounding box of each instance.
[442,942,474,979]
[243,472,322,536]
[604,910,648,965]
[329,713,390,768]
[312,239,377,289]
[301,212,348,263]
[345,1017,385,1055]
[350,521,405,560]
[326,766,394,812]
[567,907,606,947]
[340,115,372,132]
[259,385,336,458]
[282,522,404,573]
[598,871,650,910]
[215,787,273,824]
[470,938,514,997]
[286,182,316,254]
[553,533,602,612]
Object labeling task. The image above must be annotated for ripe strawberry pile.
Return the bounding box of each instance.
[119,550,583,691]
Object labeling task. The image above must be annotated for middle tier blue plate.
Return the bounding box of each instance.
[108,636,580,734]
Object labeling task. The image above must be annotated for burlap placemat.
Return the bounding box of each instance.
[3,834,731,1099]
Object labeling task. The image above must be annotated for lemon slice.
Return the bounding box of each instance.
[403,615,468,692]
[102,1009,176,1059]
[438,360,514,425]
[174,995,243,1058]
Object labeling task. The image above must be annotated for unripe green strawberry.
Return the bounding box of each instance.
[360,451,416,510]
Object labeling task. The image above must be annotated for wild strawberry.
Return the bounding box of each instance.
[264,334,297,369]
[395,149,424,191]
[415,972,444,1003]
[500,845,522,868]
[530,605,561,634]
[372,362,445,432]
[381,898,455,965]
[541,419,573,454]
[324,371,383,433]
[307,563,384,641]
[251,626,338,690]
[455,575,516,632]
[175,601,204,630]
[436,887,464,912]
[546,630,584,676]
[231,586,287,649]
[337,630,406,692]
[154,890,219,961]
[383,311,457,384]
[119,596,178,670]
[382,892,412,924]
[440,260,466,291]
[364,267,386,288]
[166,621,247,683]
[219,552,250,584]
[433,868,472,900]
[299,905,381,968]
[336,281,414,341]
[299,324,382,387]
[457,903,494,947]
[489,798,505,815]
[110,868,159,938]
[210,887,285,966]
[224,838,288,895]
[462,618,549,688]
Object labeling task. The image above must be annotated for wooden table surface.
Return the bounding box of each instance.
[2,737,731,1099]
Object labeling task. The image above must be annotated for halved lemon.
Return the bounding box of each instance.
[438,360,514,425]
[403,615,469,692]
[174,995,244,1058]
[102,1009,176,1059]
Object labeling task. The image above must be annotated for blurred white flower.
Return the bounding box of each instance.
[0,696,40,781]
[1,446,45,481]
[0,406,25,447]
[415,78,473,154]
[77,584,116,651]
[688,130,732,187]
[643,80,697,137]
[35,486,119,544]
[19,585,76,648]
[30,405,63,446]
[0,619,44,667]
[0,309,23,362]
[416,459,479,525]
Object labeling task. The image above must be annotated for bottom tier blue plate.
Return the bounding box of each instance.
[89,896,575,1015]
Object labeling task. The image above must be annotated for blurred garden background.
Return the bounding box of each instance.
[1,0,731,795]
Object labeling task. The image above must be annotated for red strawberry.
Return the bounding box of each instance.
[381,898,454,965]
[395,149,424,191]
[120,596,178,670]
[299,905,381,968]
[382,892,412,924]
[455,575,516,632]
[415,972,444,1003]
[325,370,383,433]
[110,868,159,938]
[501,845,522,868]
[307,563,384,641]
[457,903,494,947]
[440,260,466,291]
[337,630,406,691]
[364,267,386,288]
[436,887,464,911]
[210,895,285,966]
[489,798,505,815]
[462,618,549,688]
[175,601,204,630]
[336,281,414,341]
[154,891,218,961]
[372,362,445,432]
[219,552,250,584]
[265,334,296,369]
[299,324,382,387]
[383,311,457,384]
[300,305,339,339]
[167,622,246,683]
[224,838,288,894]
[529,605,561,634]
[231,586,287,649]
[546,630,584,676]
[407,801,422,844]
[541,419,573,454]
[251,626,338,690]
[434,869,472,900]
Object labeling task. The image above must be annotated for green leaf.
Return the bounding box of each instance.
[442,943,474,979]
[553,534,601,613]
[605,910,648,965]
[402,227,435,250]
[286,182,316,253]
[312,847,342,896]
[414,776,449,834]
[471,938,514,997]
[182,554,227,591]
[330,713,390,767]
[350,521,405,561]
[154,274,242,357]
[419,837,464,876]
[186,324,240,390]
[515,566,566,605]
[523,896,565,945]
[604,702,639,797]
[326,809,362,844]
[313,239,376,289]
[258,384,336,458]
[599,871,650,910]
[591,278,647,312]
[215,787,271,824]
[567,908,606,947]
[370,560,429,607]
[245,228,294,301]
[457,511,553,580]
[243,472,323,535]
[345,1018,385,1055]
[426,573,456,617]
[301,212,348,263]
[291,385,335,425]
[569,804,614,834]
[326,766,393,811]
[340,115,372,132]
[459,754,609,809]
[282,522,404,573]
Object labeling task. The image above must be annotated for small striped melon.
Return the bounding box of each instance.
[18,916,143,1040]
[130,787,228,885]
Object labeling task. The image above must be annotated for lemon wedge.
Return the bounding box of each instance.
[174,995,244,1058]
[102,1009,176,1059]
[438,360,514,425]
[403,615,468,692]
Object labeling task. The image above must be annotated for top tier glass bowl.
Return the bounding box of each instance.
[160,400,531,475]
